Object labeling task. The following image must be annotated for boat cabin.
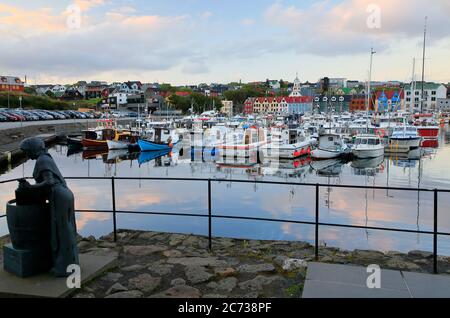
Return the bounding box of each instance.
[354,134,381,146]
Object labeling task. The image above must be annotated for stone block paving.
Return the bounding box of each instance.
[69,230,450,298]
[303,262,450,298]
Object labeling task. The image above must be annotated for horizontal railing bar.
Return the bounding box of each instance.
[5,176,449,192]
[73,209,450,237]
[0,214,5,219]
[0,178,24,184]
[76,209,209,218]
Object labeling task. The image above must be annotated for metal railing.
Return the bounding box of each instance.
[1,176,450,274]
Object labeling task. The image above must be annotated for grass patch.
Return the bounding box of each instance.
[284,284,303,298]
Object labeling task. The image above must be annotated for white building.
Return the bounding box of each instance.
[111,92,128,105]
[289,74,302,97]
[220,100,234,116]
[404,82,447,113]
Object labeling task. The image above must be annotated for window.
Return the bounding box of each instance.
[431,97,436,101]
[415,98,419,102]
[368,139,376,145]
[432,91,436,95]
[406,98,411,102]
[415,91,419,95]
[407,91,411,95]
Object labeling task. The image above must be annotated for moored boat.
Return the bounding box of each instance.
[352,134,384,159]
[138,127,180,152]
[311,133,348,159]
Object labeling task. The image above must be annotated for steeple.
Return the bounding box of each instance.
[290,72,302,97]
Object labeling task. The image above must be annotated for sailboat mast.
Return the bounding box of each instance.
[367,48,376,131]
[420,16,427,114]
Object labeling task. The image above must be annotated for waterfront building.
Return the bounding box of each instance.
[374,90,404,112]
[252,97,288,114]
[221,100,234,116]
[286,96,313,114]
[85,82,109,99]
[404,82,447,113]
[119,81,143,94]
[313,94,351,113]
[437,98,450,112]
[244,97,256,114]
[350,95,367,112]
[0,76,24,92]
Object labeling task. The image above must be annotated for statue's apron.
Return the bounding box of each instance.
[33,153,79,276]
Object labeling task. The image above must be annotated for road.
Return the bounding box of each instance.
[0,118,136,130]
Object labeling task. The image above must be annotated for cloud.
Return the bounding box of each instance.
[201,11,212,20]
[74,0,106,12]
[264,0,450,56]
[240,18,255,26]
[0,4,66,35]
[182,57,210,75]
[0,4,199,80]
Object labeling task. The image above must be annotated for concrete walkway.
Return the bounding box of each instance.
[303,262,450,298]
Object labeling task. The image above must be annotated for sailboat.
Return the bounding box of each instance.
[352,48,385,159]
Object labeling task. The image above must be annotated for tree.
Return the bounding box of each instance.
[24,87,37,95]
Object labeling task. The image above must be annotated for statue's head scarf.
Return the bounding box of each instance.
[19,137,47,160]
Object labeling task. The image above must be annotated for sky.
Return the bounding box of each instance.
[0,0,450,85]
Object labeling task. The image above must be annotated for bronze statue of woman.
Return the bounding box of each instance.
[19,137,79,277]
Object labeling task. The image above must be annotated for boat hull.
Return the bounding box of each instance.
[311,148,343,159]
[352,146,384,159]
[264,143,311,159]
[138,139,176,152]
[107,140,130,150]
[81,138,108,150]
[386,137,421,153]
[417,126,439,139]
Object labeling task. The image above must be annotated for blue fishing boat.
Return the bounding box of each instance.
[138,127,180,152]
[138,139,178,152]
[138,149,171,165]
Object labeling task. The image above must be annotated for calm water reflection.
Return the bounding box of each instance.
[1,126,450,255]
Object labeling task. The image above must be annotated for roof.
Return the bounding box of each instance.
[0,76,23,85]
[375,90,404,99]
[404,82,444,90]
[175,91,191,97]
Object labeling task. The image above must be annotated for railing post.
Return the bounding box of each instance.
[315,184,319,261]
[208,179,212,252]
[433,189,438,274]
[111,176,117,242]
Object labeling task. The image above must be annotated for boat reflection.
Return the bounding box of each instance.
[138,149,172,166]
[310,159,344,177]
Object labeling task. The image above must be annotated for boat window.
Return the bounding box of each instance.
[328,137,334,142]
[368,139,376,145]
[362,139,368,145]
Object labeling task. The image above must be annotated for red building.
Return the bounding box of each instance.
[0,76,24,92]
[350,95,367,112]
[244,97,256,114]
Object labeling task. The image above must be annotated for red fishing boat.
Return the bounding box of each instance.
[413,114,439,139]
[81,128,116,150]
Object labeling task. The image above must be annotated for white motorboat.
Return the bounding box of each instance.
[352,134,384,159]
[311,133,348,159]
[386,125,421,153]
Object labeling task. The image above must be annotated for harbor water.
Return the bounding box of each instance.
[1,126,450,255]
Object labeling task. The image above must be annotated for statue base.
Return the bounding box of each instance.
[3,244,51,278]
